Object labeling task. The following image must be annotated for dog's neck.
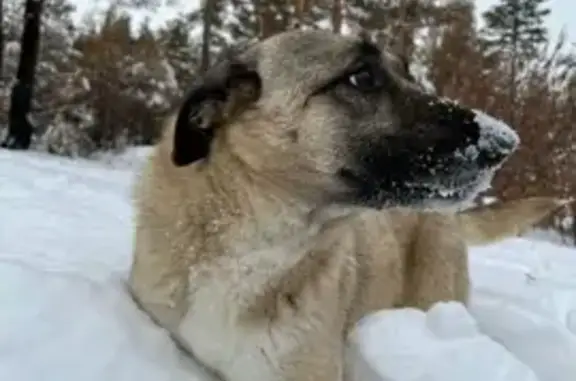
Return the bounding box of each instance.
[202,152,322,254]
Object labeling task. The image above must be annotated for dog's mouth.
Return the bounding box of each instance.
[339,106,519,209]
[395,169,496,209]
[338,166,493,209]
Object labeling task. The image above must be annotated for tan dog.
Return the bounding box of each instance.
[128,30,554,381]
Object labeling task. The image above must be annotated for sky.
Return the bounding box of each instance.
[70,0,575,43]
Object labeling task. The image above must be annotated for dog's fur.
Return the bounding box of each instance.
[128,30,560,381]
[384,197,568,310]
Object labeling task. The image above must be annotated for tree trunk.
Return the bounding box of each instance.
[509,0,519,127]
[0,0,4,79]
[2,0,44,150]
[200,0,213,72]
[293,0,308,28]
[331,0,343,34]
[255,0,273,39]
[386,0,419,60]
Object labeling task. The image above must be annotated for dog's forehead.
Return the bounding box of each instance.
[262,30,358,57]
[253,30,366,93]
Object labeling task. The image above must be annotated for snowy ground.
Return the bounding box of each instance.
[1,147,576,381]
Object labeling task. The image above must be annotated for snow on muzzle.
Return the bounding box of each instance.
[470,108,520,168]
[391,95,521,175]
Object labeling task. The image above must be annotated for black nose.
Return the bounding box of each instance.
[406,96,482,156]
[494,131,518,152]
[476,147,511,168]
[418,97,519,161]
[471,109,519,169]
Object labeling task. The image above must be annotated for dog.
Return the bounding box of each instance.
[128,29,549,381]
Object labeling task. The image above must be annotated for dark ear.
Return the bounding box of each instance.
[171,59,261,167]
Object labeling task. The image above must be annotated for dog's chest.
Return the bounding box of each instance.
[176,243,307,381]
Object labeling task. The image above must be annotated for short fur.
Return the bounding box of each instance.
[385,197,568,310]
[128,30,551,381]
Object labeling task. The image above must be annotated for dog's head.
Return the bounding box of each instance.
[168,30,519,209]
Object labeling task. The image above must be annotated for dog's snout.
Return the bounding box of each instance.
[475,148,510,168]
[404,96,481,154]
[432,99,481,144]
[472,109,520,154]
[405,95,520,165]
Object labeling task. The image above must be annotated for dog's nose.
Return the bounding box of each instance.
[464,109,519,168]
[396,92,520,168]
[472,109,520,155]
[475,146,512,168]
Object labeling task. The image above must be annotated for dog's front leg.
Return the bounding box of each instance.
[235,218,360,381]
[339,210,404,325]
[402,213,470,310]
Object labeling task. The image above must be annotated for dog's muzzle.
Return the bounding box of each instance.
[339,95,520,208]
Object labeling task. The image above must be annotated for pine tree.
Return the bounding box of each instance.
[480,0,551,124]
[186,0,228,70]
[228,0,258,42]
[428,0,480,97]
[186,0,331,65]
[158,16,200,84]
[481,0,550,61]
[0,0,4,80]
[227,0,330,44]
[346,0,467,61]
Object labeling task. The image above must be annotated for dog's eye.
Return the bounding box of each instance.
[346,66,382,92]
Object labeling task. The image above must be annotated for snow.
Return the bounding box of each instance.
[526,228,574,247]
[351,303,540,381]
[353,237,576,381]
[2,147,576,381]
[472,108,521,153]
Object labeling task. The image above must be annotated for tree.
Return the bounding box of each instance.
[2,0,44,150]
[186,0,228,71]
[1,0,79,146]
[481,0,550,59]
[0,0,4,79]
[158,16,200,84]
[480,0,551,124]
[428,0,487,99]
[331,0,343,33]
[346,0,469,61]
[225,0,330,44]
[200,0,213,71]
[61,7,178,154]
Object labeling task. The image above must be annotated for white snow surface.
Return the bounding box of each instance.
[1,147,576,381]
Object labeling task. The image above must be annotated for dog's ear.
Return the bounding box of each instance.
[171,58,261,167]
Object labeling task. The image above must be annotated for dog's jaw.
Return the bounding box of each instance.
[405,169,497,211]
